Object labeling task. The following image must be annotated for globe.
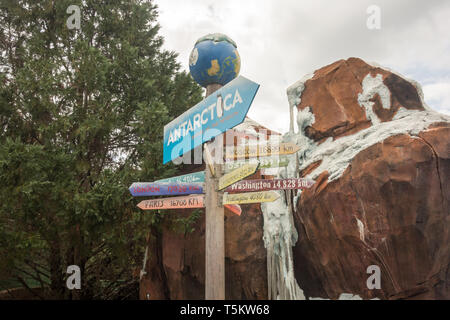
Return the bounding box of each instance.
[189,33,241,88]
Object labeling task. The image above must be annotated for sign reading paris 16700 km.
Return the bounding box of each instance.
[163,76,260,164]
[138,195,205,210]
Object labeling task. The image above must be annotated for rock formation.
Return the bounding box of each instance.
[286,57,449,299]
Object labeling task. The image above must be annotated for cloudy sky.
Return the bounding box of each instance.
[155,0,450,133]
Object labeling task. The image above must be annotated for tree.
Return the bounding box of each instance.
[0,0,202,299]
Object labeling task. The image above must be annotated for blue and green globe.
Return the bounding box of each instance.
[189,33,241,87]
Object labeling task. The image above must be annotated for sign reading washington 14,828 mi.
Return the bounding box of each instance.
[163,76,260,164]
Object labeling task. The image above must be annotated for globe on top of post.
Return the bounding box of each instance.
[189,33,241,88]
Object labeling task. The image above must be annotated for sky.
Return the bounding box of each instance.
[154,0,450,133]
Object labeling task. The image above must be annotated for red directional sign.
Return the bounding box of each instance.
[225,178,314,193]
[224,204,242,216]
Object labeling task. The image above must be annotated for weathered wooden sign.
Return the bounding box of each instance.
[218,163,259,191]
[225,178,315,193]
[163,76,260,164]
[155,171,205,184]
[224,156,289,172]
[129,182,204,197]
[137,195,205,210]
[223,191,280,205]
[224,204,242,216]
[225,142,300,160]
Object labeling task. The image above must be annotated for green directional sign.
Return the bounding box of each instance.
[155,171,205,184]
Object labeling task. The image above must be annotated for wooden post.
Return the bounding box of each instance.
[204,83,225,300]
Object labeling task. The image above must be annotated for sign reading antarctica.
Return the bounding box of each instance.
[163,75,260,164]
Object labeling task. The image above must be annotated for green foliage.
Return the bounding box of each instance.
[171,209,203,235]
[0,0,202,299]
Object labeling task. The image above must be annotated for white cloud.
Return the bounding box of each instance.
[155,0,450,132]
[423,81,450,115]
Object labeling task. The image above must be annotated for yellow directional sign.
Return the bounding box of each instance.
[223,191,280,205]
[218,163,259,191]
[225,142,300,160]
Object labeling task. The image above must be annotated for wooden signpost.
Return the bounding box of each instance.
[128,36,314,301]
[203,143,216,177]
[137,195,205,210]
[223,191,280,205]
[225,178,315,193]
[225,142,300,160]
[218,163,259,191]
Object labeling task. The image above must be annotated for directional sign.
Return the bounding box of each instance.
[218,163,259,191]
[155,171,205,184]
[225,178,315,193]
[138,195,205,210]
[224,204,242,216]
[223,191,280,205]
[225,142,300,160]
[224,156,289,172]
[129,182,204,197]
[163,76,260,164]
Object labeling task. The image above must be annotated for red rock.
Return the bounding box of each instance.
[299,58,425,143]
[294,127,450,299]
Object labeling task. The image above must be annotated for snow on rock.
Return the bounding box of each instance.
[299,109,449,182]
[358,73,391,125]
[262,196,305,300]
[258,76,317,300]
[287,73,315,133]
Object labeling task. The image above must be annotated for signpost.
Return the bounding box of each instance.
[224,156,289,172]
[225,178,315,193]
[137,195,205,210]
[218,163,259,191]
[163,76,260,164]
[155,171,205,184]
[225,142,300,160]
[223,191,280,205]
[203,143,215,177]
[129,182,204,197]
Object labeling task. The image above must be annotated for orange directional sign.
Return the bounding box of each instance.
[225,178,315,193]
[225,142,300,160]
[223,191,280,205]
[218,163,259,191]
[137,195,205,210]
[224,204,242,216]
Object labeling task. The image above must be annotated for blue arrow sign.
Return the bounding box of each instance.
[129,182,204,197]
[155,171,205,184]
[163,75,260,164]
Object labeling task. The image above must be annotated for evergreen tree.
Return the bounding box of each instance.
[0,0,202,299]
